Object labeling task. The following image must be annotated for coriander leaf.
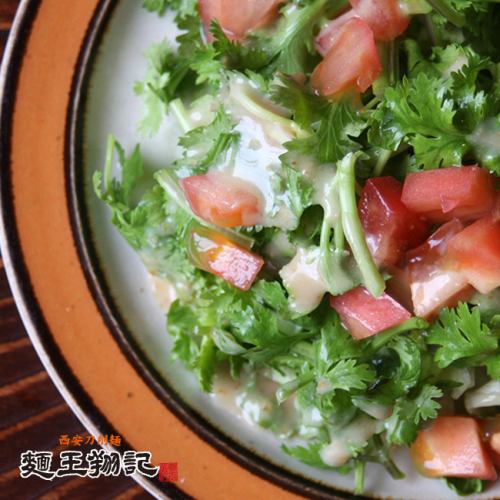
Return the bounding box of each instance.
[316,311,360,375]
[270,74,325,130]
[177,107,240,173]
[142,0,169,15]
[375,337,422,401]
[286,101,366,164]
[284,165,314,218]
[485,355,500,380]
[371,73,468,168]
[320,359,376,394]
[134,40,189,135]
[427,303,498,368]
[168,301,201,366]
[262,0,337,75]
[252,280,289,312]
[384,385,442,446]
[197,335,217,392]
[282,443,347,470]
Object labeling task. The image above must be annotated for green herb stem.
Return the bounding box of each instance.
[170,98,193,133]
[366,317,430,352]
[104,134,116,192]
[426,0,466,27]
[337,153,385,297]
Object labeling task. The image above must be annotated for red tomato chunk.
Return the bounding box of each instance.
[359,177,429,267]
[401,166,495,223]
[446,216,500,294]
[311,17,381,98]
[199,0,282,41]
[329,286,411,340]
[481,418,500,469]
[180,172,263,228]
[350,0,409,41]
[315,9,356,57]
[188,225,264,290]
[411,417,497,481]
[406,220,473,319]
[316,0,409,56]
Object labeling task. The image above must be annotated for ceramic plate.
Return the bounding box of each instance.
[1,1,498,498]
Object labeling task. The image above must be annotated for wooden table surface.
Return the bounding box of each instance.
[0,2,152,498]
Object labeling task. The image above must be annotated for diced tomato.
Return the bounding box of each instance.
[187,224,264,290]
[401,166,496,223]
[493,192,500,223]
[350,0,410,41]
[329,286,411,340]
[199,0,282,41]
[316,0,409,56]
[358,177,429,267]
[385,265,414,313]
[311,17,381,98]
[180,171,263,228]
[406,220,473,319]
[446,216,500,294]
[315,9,356,57]
[480,418,500,468]
[411,417,497,480]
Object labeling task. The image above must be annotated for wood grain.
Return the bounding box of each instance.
[0,2,151,497]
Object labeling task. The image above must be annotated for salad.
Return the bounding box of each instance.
[95,0,500,495]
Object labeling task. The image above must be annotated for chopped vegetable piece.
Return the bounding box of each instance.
[187,224,264,290]
[358,177,429,267]
[199,0,282,41]
[315,9,356,57]
[446,216,500,294]
[316,0,409,56]
[411,416,497,480]
[180,171,264,228]
[481,418,500,469]
[311,17,381,97]
[406,220,473,319]
[349,0,410,42]
[329,286,411,340]
[493,192,500,223]
[401,166,495,223]
[385,265,414,312]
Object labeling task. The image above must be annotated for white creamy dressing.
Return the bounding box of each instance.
[311,164,339,224]
[148,273,178,311]
[442,53,469,79]
[211,370,299,434]
[465,380,500,413]
[444,367,475,400]
[279,247,329,314]
[320,415,380,467]
[213,76,300,230]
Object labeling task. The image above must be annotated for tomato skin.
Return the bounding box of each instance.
[480,418,500,468]
[411,417,497,480]
[401,166,496,223]
[406,220,473,319]
[359,177,429,267]
[385,265,414,313]
[349,0,410,41]
[311,17,381,97]
[188,224,264,290]
[446,216,500,294]
[493,192,500,223]
[180,172,263,228]
[316,0,409,56]
[199,0,282,41]
[315,9,356,57]
[329,286,411,340]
